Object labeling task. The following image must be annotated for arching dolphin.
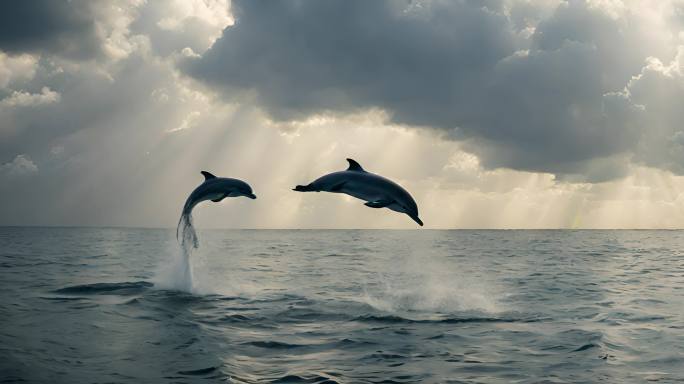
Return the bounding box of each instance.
[177,171,256,247]
[293,159,423,226]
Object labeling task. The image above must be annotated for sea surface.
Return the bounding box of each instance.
[1,228,684,383]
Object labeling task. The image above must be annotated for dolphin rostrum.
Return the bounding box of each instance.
[293,159,423,226]
[177,171,256,247]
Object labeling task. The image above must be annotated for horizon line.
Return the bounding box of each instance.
[1,225,684,231]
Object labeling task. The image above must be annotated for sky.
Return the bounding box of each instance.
[2,0,684,229]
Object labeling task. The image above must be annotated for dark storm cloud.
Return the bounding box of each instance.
[185,0,514,123]
[0,0,101,59]
[184,0,673,180]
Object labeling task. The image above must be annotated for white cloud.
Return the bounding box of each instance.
[168,111,201,132]
[93,0,146,60]
[131,0,233,56]
[0,154,38,176]
[0,86,60,107]
[156,0,232,31]
[0,52,38,88]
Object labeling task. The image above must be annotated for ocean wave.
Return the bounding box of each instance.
[269,374,339,384]
[53,281,153,295]
[352,313,545,324]
[176,366,218,375]
[242,340,307,349]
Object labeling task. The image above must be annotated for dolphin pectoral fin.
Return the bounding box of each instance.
[211,194,227,202]
[365,199,394,208]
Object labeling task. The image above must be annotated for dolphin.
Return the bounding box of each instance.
[177,171,256,247]
[293,159,423,226]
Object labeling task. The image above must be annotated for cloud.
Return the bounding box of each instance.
[185,0,514,123]
[0,154,38,176]
[184,0,682,181]
[619,46,684,174]
[0,52,38,88]
[0,86,60,107]
[0,0,145,61]
[129,0,233,57]
[0,0,101,59]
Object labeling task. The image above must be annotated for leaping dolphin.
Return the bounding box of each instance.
[294,159,423,226]
[177,171,256,247]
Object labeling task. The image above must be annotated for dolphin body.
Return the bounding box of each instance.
[294,159,423,226]
[177,171,256,247]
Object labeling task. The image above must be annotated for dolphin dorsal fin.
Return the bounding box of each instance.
[346,158,365,172]
[200,171,217,181]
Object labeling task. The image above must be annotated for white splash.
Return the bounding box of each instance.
[153,242,194,292]
[360,248,504,315]
[153,212,200,293]
[154,213,254,296]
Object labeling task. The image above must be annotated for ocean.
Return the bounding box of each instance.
[1,227,683,383]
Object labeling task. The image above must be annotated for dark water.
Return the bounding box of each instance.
[1,228,684,383]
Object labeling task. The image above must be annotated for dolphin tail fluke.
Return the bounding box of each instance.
[293,184,315,192]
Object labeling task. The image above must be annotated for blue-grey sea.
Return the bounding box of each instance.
[1,228,684,383]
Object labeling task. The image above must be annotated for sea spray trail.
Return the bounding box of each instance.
[177,210,199,250]
[177,211,197,291]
